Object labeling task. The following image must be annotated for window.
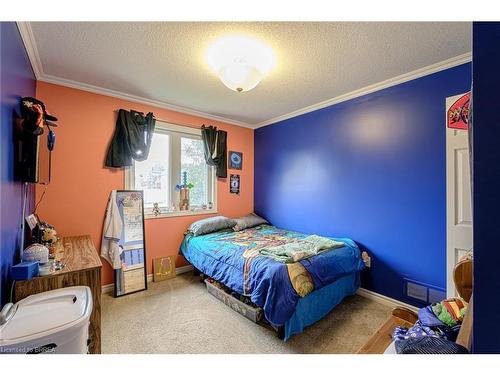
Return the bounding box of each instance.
[125,122,216,218]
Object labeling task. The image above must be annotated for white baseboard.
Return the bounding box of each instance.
[102,267,418,313]
[102,265,194,295]
[356,287,419,312]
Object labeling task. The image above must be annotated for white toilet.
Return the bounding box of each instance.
[0,286,92,354]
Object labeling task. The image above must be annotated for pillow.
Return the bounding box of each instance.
[232,213,268,232]
[188,216,237,236]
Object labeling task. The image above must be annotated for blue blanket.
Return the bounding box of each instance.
[179,224,365,326]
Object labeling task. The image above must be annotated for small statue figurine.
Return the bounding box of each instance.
[175,171,194,211]
[38,222,59,256]
[42,227,58,244]
[152,202,161,217]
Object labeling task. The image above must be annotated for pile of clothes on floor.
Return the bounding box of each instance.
[392,297,469,354]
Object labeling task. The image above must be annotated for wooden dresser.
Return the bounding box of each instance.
[14,235,102,354]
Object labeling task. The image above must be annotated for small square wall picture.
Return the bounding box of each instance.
[229,151,243,170]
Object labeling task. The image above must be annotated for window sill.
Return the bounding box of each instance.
[144,208,218,220]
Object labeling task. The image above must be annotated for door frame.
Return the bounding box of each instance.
[445,93,473,297]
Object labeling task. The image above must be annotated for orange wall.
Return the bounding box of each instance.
[35,82,254,285]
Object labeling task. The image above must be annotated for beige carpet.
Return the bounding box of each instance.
[102,273,391,354]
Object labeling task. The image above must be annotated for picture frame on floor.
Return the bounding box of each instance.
[153,256,176,282]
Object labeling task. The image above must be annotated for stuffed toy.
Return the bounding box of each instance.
[41,226,58,245]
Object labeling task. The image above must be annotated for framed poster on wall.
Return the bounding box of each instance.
[230,174,240,194]
[114,190,148,297]
[229,151,243,170]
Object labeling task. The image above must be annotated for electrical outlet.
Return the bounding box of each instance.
[361,251,371,268]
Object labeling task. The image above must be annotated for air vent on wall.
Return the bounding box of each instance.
[403,278,447,304]
[405,281,427,302]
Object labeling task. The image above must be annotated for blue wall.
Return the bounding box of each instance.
[472,22,500,354]
[255,63,471,306]
[0,22,36,306]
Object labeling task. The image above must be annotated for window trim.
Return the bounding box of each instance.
[125,121,218,219]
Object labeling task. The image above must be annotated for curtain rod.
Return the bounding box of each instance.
[113,109,205,129]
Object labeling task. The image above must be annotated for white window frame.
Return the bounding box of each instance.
[125,121,217,219]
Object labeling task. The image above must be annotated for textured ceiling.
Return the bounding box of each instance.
[29,22,471,127]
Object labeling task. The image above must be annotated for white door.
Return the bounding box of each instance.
[446,93,473,297]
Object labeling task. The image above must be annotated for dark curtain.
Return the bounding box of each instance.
[106,109,156,168]
[201,125,227,178]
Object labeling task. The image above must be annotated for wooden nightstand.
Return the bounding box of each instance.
[14,235,102,354]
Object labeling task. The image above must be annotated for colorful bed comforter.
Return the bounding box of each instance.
[179,224,365,326]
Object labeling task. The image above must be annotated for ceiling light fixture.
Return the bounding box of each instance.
[206,35,276,93]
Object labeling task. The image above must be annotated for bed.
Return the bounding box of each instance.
[180,224,365,340]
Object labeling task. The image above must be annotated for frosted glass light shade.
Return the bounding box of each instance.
[219,64,262,92]
[206,35,275,92]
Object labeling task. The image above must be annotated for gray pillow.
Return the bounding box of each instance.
[233,213,268,232]
[188,216,237,236]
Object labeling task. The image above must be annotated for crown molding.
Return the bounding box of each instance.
[17,20,471,130]
[38,74,253,128]
[15,21,253,129]
[254,52,472,129]
[17,21,43,79]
